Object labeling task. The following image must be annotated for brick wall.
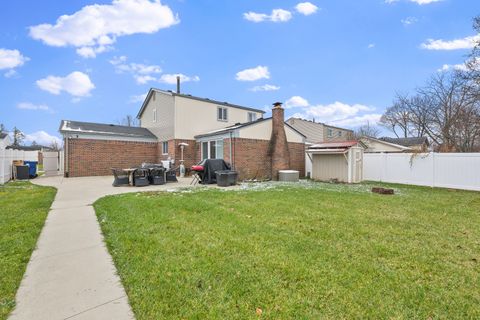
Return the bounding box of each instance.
[228,138,304,181]
[66,138,158,177]
[65,137,304,179]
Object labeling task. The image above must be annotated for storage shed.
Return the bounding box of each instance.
[307,141,363,183]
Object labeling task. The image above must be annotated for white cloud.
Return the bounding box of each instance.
[250,84,280,92]
[421,35,479,50]
[236,66,270,81]
[368,43,375,49]
[328,114,383,127]
[295,2,319,16]
[24,131,62,146]
[158,73,200,84]
[0,48,29,76]
[285,96,309,108]
[17,102,52,112]
[401,16,418,26]
[129,93,148,103]
[437,63,469,72]
[244,9,292,23]
[29,0,179,58]
[110,55,163,84]
[36,71,95,97]
[290,100,380,127]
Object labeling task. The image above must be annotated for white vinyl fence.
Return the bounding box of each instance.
[0,149,39,184]
[363,152,480,191]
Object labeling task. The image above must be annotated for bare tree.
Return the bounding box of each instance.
[380,99,412,138]
[49,140,61,151]
[384,71,480,152]
[118,115,139,127]
[354,122,381,138]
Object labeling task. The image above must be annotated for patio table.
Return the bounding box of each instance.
[123,168,137,186]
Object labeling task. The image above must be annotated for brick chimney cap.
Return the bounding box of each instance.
[273,102,283,108]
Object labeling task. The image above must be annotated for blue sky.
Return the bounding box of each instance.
[0,0,479,146]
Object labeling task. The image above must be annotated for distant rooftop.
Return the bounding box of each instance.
[59,120,157,140]
[0,132,8,139]
[286,117,353,143]
[380,136,429,147]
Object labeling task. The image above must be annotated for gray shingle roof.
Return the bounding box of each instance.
[60,120,157,139]
[380,137,429,147]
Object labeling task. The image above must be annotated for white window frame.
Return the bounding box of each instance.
[162,141,168,155]
[217,107,228,122]
[153,108,157,123]
[338,130,342,137]
[201,139,224,160]
[248,112,257,122]
[327,128,333,137]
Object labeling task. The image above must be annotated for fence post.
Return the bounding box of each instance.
[0,149,4,184]
[431,152,435,188]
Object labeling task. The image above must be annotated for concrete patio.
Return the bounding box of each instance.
[9,175,205,320]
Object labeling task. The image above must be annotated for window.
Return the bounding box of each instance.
[338,131,342,137]
[162,141,168,155]
[327,128,333,137]
[217,107,228,121]
[202,140,224,160]
[153,108,157,123]
[248,112,257,122]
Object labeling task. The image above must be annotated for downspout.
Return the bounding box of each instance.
[65,135,69,177]
[229,131,234,169]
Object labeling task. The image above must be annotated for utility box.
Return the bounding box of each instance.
[278,170,299,182]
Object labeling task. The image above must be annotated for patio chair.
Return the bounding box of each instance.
[149,167,166,185]
[166,166,178,182]
[111,168,129,187]
[133,168,150,187]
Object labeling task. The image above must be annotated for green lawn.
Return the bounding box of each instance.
[0,182,56,320]
[94,182,480,319]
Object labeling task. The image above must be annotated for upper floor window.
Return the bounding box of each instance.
[338,130,342,137]
[217,107,228,121]
[327,128,333,137]
[162,141,168,155]
[248,112,257,122]
[153,108,157,123]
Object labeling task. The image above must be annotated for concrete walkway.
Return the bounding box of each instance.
[9,175,199,320]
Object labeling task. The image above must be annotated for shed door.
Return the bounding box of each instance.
[312,154,348,182]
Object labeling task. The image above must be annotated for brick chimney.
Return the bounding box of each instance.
[269,102,290,180]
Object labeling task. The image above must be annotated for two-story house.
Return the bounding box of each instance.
[60,88,305,179]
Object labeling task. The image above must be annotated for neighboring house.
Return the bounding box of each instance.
[380,137,430,152]
[285,118,354,144]
[0,132,11,149]
[360,136,412,153]
[60,88,305,179]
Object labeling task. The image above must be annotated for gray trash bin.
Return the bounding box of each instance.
[216,170,238,187]
[16,165,30,180]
